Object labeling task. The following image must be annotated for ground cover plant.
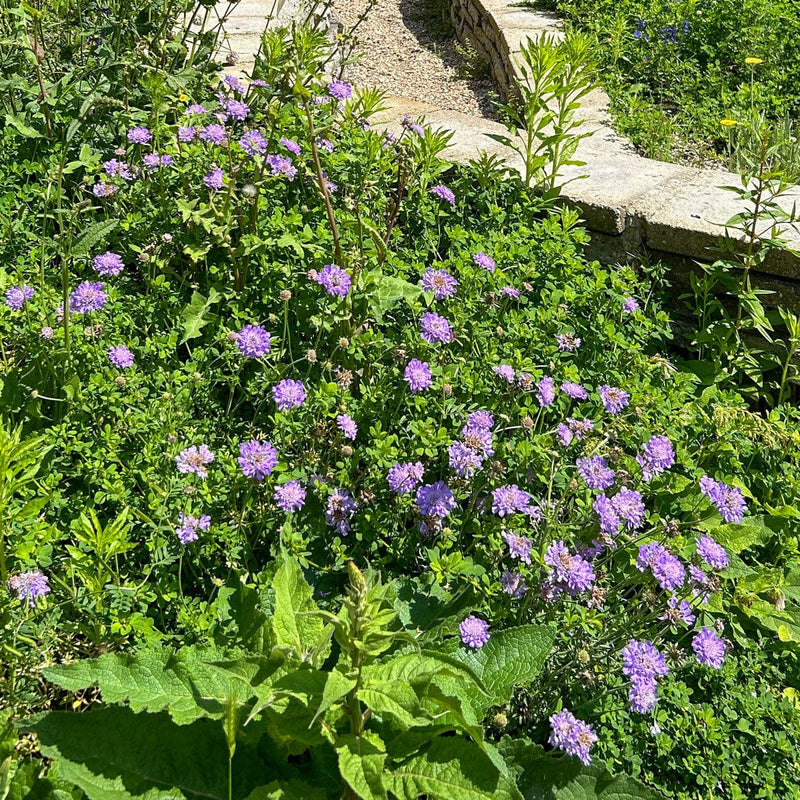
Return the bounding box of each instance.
[3,1,800,798]
[534,0,800,167]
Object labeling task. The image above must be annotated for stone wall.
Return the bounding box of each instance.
[448,0,800,286]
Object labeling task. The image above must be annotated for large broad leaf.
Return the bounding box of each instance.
[244,781,327,800]
[359,682,426,729]
[271,557,328,663]
[212,575,275,653]
[336,732,387,800]
[360,269,422,321]
[443,626,555,712]
[42,647,254,725]
[706,521,770,553]
[28,708,268,800]
[499,739,666,800]
[385,737,523,800]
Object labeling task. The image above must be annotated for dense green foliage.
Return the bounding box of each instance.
[540,0,800,165]
[2,1,800,799]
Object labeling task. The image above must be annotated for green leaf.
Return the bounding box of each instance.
[708,522,770,553]
[70,220,119,259]
[385,737,523,800]
[444,625,555,710]
[361,270,422,320]
[28,708,267,800]
[212,576,275,653]
[271,557,327,663]
[360,682,425,729]
[336,732,387,800]
[42,646,252,725]
[499,739,666,799]
[243,781,326,800]
[4,114,42,138]
[310,668,356,726]
[179,289,221,344]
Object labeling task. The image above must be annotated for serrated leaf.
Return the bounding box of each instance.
[70,219,119,258]
[499,739,666,800]
[271,558,326,663]
[310,668,356,726]
[361,270,422,320]
[708,522,769,553]
[28,708,268,800]
[360,682,425,729]
[336,732,387,800]
[385,737,523,800]
[244,780,326,800]
[42,647,253,725]
[443,625,555,712]
[212,576,275,653]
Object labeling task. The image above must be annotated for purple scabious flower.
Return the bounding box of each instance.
[337,414,357,440]
[404,359,432,392]
[503,532,533,564]
[8,571,50,607]
[556,333,581,352]
[387,462,424,495]
[500,286,520,298]
[689,564,710,602]
[186,103,207,115]
[238,439,278,481]
[622,639,669,681]
[696,535,729,571]
[199,124,227,145]
[327,80,353,101]
[699,477,747,523]
[561,381,588,400]
[93,251,124,276]
[5,285,34,310]
[628,674,659,714]
[599,385,630,415]
[143,153,161,171]
[204,167,225,191]
[467,411,493,430]
[175,513,211,544]
[280,137,301,155]
[692,627,727,668]
[314,264,351,297]
[225,99,249,120]
[462,423,494,457]
[544,541,595,595]
[239,130,268,156]
[493,364,516,383]
[103,158,133,179]
[491,485,531,517]
[274,481,306,513]
[325,488,357,535]
[430,184,455,206]
[126,126,151,144]
[273,379,306,411]
[317,137,335,152]
[576,456,615,491]
[236,324,271,358]
[448,441,483,478]
[569,418,594,439]
[637,435,675,481]
[548,710,597,765]
[178,126,196,142]
[557,423,574,447]
[611,487,646,530]
[501,570,527,598]
[622,296,640,314]
[416,480,456,518]
[420,312,453,344]
[637,542,686,591]
[108,345,134,368]
[536,376,556,407]
[175,445,215,479]
[70,281,107,313]
[421,268,457,300]
[459,615,490,649]
[593,494,621,535]
[473,252,495,272]
[223,74,245,93]
[401,115,425,135]
[265,154,298,180]
[92,182,118,198]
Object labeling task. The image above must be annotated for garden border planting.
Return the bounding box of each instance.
[440,0,800,285]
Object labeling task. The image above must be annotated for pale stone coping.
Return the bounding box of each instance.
[447,0,800,278]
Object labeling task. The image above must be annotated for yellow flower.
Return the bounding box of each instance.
[178,93,189,102]
[720,118,737,127]
[745,57,763,65]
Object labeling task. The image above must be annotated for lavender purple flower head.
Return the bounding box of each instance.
[459,615,490,648]
[622,639,669,713]
[337,414,357,440]
[8,571,50,607]
[273,379,306,411]
[274,481,306,513]
[420,312,453,344]
[430,184,455,206]
[473,252,495,272]
[387,462,424,495]
[699,476,747,524]
[637,435,675,481]
[599,385,630,415]
[70,282,107,314]
[696,535,729,571]
[5,285,34,310]
[175,444,215,479]
[313,264,351,298]
[108,345,135,368]
[93,251,125,276]
[421,268,457,300]
[236,324,271,358]
[491,485,531,517]
[692,626,727,668]
[325,488,357,535]
[404,359,432,392]
[175,513,211,544]
[548,710,597,764]
[416,480,456,519]
[544,540,595,596]
[238,439,278,481]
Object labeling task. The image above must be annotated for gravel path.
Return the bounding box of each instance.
[333,0,496,117]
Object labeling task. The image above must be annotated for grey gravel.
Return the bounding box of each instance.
[333,0,496,117]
